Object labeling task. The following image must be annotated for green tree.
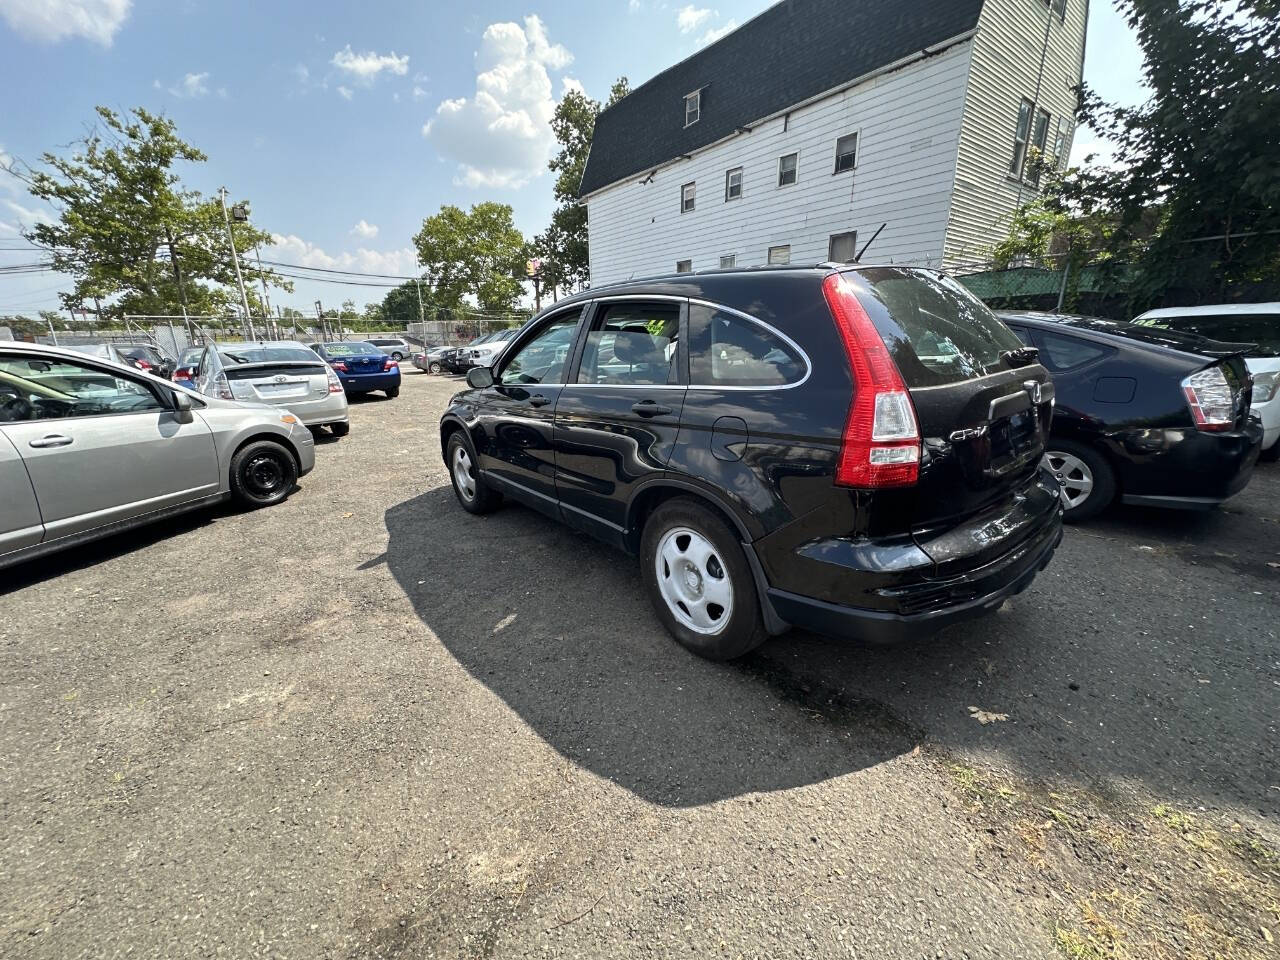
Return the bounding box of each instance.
[9,106,290,318]
[413,202,527,313]
[535,77,630,294]
[379,279,432,328]
[1009,1,1279,307]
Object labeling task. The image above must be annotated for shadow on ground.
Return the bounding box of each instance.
[385,480,1279,818]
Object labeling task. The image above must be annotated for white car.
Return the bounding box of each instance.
[1133,304,1280,460]
[365,337,412,361]
[467,331,517,369]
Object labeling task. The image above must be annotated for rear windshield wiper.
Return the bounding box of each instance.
[1001,346,1040,368]
[222,352,249,364]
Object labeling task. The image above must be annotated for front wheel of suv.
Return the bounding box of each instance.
[640,498,767,661]
[1043,439,1116,522]
[447,432,501,514]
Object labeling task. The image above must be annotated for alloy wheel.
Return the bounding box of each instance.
[1043,450,1094,510]
[654,526,734,636]
[452,445,476,501]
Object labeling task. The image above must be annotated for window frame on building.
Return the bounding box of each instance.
[719,255,736,269]
[828,231,859,263]
[1026,107,1052,186]
[680,181,696,213]
[1009,98,1034,179]
[767,244,791,266]
[675,259,693,274]
[724,166,743,201]
[684,90,701,127]
[777,152,799,188]
[833,131,859,174]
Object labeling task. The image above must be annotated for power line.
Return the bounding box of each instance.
[257,258,425,280]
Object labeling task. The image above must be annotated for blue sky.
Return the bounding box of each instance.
[0,0,1147,316]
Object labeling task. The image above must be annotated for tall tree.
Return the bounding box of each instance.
[1009,1,1279,306]
[9,106,289,318]
[413,202,527,313]
[380,278,433,328]
[536,77,630,293]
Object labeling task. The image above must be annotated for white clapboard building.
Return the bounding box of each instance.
[579,0,1088,284]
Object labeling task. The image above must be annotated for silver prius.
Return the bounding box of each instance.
[197,340,351,437]
[0,341,316,571]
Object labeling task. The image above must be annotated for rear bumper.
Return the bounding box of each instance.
[1110,422,1262,504]
[340,371,400,392]
[280,391,349,427]
[761,512,1062,643]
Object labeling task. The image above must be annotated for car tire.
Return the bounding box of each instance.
[386,387,400,399]
[428,361,442,375]
[447,432,501,514]
[330,421,351,438]
[1259,441,1280,463]
[1043,439,1116,523]
[391,352,404,361]
[640,497,767,661]
[229,440,298,509]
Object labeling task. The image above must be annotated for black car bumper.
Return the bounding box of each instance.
[1111,422,1262,507]
[760,515,1062,643]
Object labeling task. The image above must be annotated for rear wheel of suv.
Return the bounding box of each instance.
[447,432,501,514]
[230,440,298,508]
[1043,440,1115,522]
[640,498,766,661]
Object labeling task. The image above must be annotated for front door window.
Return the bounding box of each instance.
[498,312,582,385]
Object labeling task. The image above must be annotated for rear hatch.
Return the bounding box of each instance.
[329,348,387,376]
[843,267,1057,573]
[219,346,330,405]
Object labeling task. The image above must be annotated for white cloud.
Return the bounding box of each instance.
[337,85,354,101]
[270,234,418,276]
[412,85,429,100]
[1069,129,1120,169]
[423,14,573,190]
[3,198,54,226]
[0,0,130,46]
[331,45,410,83]
[155,71,212,99]
[349,219,379,240]
[629,0,641,11]
[676,5,713,33]
[293,64,310,84]
[699,19,737,45]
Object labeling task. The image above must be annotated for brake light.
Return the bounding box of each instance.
[215,373,234,400]
[326,367,343,394]
[384,357,398,371]
[331,360,348,373]
[1182,365,1234,431]
[172,367,190,382]
[135,359,152,371]
[821,273,921,487]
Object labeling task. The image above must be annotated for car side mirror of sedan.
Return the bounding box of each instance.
[172,390,195,423]
[467,366,494,389]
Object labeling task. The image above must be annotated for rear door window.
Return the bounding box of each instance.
[849,267,1026,387]
[687,304,806,386]
[577,302,680,386]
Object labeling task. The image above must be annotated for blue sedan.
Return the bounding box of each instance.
[311,341,401,398]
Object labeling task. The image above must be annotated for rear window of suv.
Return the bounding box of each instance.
[1133,314,1280,357]
[849,267,1026,387]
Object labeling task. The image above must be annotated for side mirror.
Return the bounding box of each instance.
[173,391,194,423]
[466,366,494,389]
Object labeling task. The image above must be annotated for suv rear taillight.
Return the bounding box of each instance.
[1182,365,1234,431]
[821,273,921,488]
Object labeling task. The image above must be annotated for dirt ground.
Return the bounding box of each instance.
[2,370,1277,959]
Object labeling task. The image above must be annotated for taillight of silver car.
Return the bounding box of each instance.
[1181,365,1235,431]
[821,273,922,488]
[215,373,234,400]
[326,367,343,394]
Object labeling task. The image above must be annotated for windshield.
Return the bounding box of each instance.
[850,268,1026,388]
[219,345,318,364]
[61,343,114,360]
[179,347,203,364]
[1134,313,1280,357]
[322,342,382,357]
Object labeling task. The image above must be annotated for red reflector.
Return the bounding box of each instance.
[821,273,921,488]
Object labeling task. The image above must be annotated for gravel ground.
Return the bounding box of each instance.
[2,370,1277,959]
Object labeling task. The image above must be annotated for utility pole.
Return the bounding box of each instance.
[218,187,254,339]
[414,278,425,325]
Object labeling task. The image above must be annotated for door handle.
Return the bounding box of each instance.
[29,434,73,449]
[528,394,552,408]
[631,401,673,417]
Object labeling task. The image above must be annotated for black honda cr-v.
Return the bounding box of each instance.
[440,266,1063,660]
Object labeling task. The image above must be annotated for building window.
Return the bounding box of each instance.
[833,132,858,174]
[1009,98,1034,177]
[724,167,743,201]
[684,90,701,127]
[719,255,736,269]
[777,152,798,187]
[828,232,858,263]
[767,245,790,266]
[1051,117,1071,171]
[681,181,696,213]
[1027,108,1051,185]
[1047,0,1067,20]
[676,259,692,273]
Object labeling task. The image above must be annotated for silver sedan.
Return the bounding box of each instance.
[0,341,316,571]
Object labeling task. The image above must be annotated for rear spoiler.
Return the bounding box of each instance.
[1193,340,1257,361]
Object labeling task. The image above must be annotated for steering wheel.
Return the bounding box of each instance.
[0,394,33,422]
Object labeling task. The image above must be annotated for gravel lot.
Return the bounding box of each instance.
[3,370,1277,958]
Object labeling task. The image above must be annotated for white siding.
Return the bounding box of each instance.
[943,0,1088,266]
[585,41,974,285]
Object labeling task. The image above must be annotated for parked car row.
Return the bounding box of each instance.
[440,265,1272,662]
[414,330,519,376]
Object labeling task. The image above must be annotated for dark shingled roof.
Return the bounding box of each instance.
[579,0,986,197]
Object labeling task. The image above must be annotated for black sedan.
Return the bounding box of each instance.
[999,312,1262,520]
